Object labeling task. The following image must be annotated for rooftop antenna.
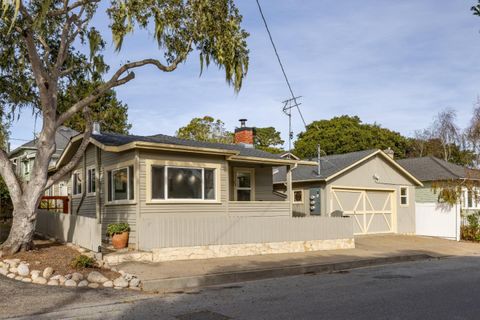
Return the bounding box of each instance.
[282,96,303,154]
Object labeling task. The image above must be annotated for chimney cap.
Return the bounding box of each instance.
[239,119,248,127]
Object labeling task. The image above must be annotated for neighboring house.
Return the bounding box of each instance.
[273,149,422,235]
[37,120,358,258]
[8,127,77,201]
[397,156,480,240]
[8,126,77,190]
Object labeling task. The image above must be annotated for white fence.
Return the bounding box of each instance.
[36,210,102,251]
[138,216,354,251]
[415,203,460,240]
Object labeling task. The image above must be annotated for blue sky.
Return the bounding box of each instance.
[9,1,480,149]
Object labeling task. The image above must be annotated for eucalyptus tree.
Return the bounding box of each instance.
[0,0,249,253]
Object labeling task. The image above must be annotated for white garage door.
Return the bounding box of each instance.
[331,188,395,235]
[415,203,460,240]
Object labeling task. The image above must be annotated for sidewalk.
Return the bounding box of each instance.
[117,235,480,293]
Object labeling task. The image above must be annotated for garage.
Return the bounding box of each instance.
[274,149,422,235]
[330,187,394,234]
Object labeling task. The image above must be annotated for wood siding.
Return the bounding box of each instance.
[138,216,353,250]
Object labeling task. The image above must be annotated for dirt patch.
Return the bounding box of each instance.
[2,239,120,279]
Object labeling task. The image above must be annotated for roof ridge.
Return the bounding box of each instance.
[429,156,464,179]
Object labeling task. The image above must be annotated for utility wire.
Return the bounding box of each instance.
[255,0,307,128]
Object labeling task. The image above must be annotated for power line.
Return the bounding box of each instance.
[255,0,307,128]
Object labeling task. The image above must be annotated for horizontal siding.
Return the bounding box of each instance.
[228,201,290,217]
[139,216,354,250]
[415,182,439,203]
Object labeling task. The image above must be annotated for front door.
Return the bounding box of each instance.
[234,168,255,201]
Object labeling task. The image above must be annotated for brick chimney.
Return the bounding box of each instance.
[234,119,255,148]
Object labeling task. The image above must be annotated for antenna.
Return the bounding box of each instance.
[282,96,303,153]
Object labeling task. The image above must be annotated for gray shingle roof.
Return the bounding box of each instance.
[396,156,479,181]
[9,126,78,157]
[92,132,284,160]
[273,149,378,183]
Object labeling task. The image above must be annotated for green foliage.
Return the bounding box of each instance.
[407,137,475,167]
[254,127,284,154]
[106,222,130,236]
[71,254,96,269]
[294,116,410,159]
[461,213,480,242]
[176,116,233,144]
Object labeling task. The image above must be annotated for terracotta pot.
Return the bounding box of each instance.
[111,231,129,249]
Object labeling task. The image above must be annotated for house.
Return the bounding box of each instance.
[397,156,480,240]
[37,120,356,260]
[273,149,423,235]
[9,126,78,196]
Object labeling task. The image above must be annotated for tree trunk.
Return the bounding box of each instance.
[0,204,37,254]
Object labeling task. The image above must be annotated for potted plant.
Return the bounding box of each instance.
[107,222,130,249]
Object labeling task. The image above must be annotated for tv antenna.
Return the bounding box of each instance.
[282,96,305,152]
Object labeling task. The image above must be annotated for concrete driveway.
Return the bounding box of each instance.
[117,235,480,292]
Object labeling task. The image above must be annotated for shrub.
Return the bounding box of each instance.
[71,255,96,269]
[461,214,480,242]
[106,222,130,236]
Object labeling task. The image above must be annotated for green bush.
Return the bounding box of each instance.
[461,214,480,242]
[71,255,96,269]
[106,222,130,236]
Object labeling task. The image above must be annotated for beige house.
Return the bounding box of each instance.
[42,121,355,256]
[274,149,422,235]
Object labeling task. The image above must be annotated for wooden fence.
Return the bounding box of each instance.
[138,216,353,251]
[36,210,101,252]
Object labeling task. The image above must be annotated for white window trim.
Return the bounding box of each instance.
[293,189,303,204]
[462,187,479,210]
[104,160,136,205]
[233,167,255,201]
[146,159,222,204]
[86,166,96,196]
[72,170,82,198]
[399,186,409,207]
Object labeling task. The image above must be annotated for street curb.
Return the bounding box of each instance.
[142,254,434,293]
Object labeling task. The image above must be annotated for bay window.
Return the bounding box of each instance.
[150,165,217,201]
[107,165,134,202]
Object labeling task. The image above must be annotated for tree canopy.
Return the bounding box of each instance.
[294,116,410,159]
[176,116,233,144]
[254,127,284,154]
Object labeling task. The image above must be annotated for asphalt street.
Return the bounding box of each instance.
[3,256,480,319]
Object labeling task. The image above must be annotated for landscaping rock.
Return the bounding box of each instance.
[9,267,17,274]
[64,279,77,287]
[102,280,113,288]
[119,270,125,276]
[64,274,72,280]
[6,273,15,279]
[58,276,66,285]
[71,272,83,282]
[129,278,140,288]
[21,278,32,283]
[87,271,108,283]
[113,276,129,288]
[114,286,123,290]
[4,259,19,268]
[14,276,23,281]
[32,277,47,285]
[78,280,88,287]
[47,279,59,286]
[30,270,41,280]
[129,287,141,291]
[124,273,133,281]
[0,267,8,276]
[42,267,54,279]
[87,283,99,289]
[17,264,29,276]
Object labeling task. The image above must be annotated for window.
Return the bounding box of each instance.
[151,165,216,201]
[87,167,96,194]
[234,169,254,201]
[72,171,82,195]
[463,189,479,209]
[400,187,408,206]
[107,165,134,202]
[23,160,30,174]
[293,190,303,203]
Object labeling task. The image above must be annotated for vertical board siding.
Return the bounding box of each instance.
[36,210,101,251]
[138,216,353,250]
[227,201,290,217]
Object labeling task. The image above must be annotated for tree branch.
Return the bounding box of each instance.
[45,113,93,190]
[48,0,100,17]
[0,149,22,204]
[56,44,191,126]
